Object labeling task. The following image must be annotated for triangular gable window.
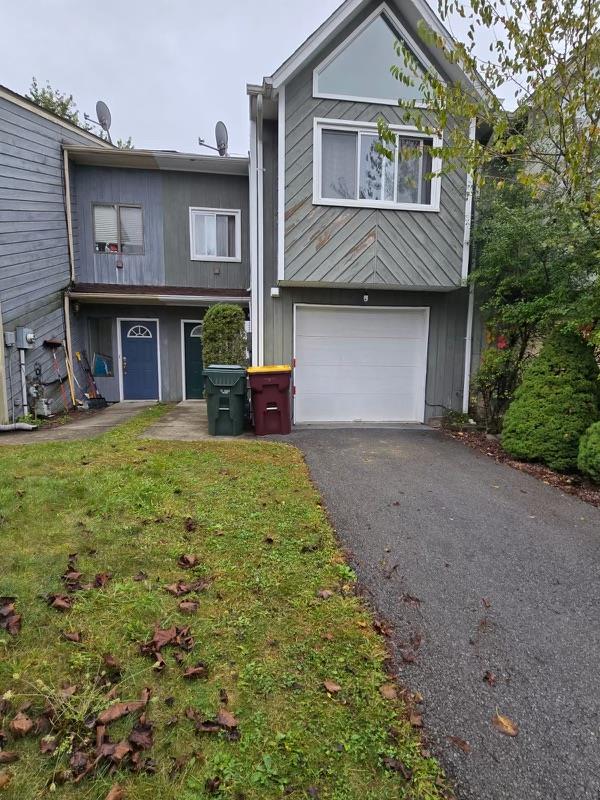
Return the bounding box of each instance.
[314,9,430,105]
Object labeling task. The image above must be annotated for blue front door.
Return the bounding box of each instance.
[120,320,159,400]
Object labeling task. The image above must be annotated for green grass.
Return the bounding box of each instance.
[0,406,446,800]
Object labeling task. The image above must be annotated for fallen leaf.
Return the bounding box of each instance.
[382,756,412,780]
[409,711,423,728]
[205,777,221,794]
[97,700,146,725]
[0,600,21,636]
[69,750,91,775]
[47,593,73,611]
[492,712,518,736]
[58,684,77,699]
[184,517,197,532]
[177,554,199,569]
[401,650,416,664]
[94,572,112,588]
[400,593,421,606]
[323,680,341,694]
[183,662,209,680]
[62,631,82,643]
[9,711,33,737]
[133,571,148,581]
[103,653,121,672]
[317,589,333,599]
[111,740,132,763]
[379,683,398,701]
[40,736,58,754]
[0,771,12,790]
[373,619,392,636]
[0,753,18,765]
[447,735,471,753]
[129,719,153,750]
[482,597,492,609]
[105,786,125,800]
[216,708,238,728]
[179,600,198,614]
[483,670,497,686]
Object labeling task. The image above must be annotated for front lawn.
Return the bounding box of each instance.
[0,407,445,800]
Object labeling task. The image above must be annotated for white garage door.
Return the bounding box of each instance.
[294,305,429,423]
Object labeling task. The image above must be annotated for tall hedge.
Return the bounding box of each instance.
[578,422,600,483]
[501,331,599,471]
[202,304,247,366]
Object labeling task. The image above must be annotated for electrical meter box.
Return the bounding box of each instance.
[15,327,35,349]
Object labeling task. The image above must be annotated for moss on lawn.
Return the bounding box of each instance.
[0,406,446,799]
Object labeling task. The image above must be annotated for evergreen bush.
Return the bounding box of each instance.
[202,304,247,367]
[578,422,600,483]
[501,331,599,471]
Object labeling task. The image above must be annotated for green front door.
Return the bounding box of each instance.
[184,322,204,399]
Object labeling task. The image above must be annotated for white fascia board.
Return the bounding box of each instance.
[461,116,477,282]
[277,86,286,282]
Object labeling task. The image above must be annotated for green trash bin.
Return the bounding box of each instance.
[203,365,247,436]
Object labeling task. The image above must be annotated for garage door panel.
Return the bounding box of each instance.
[294,306,429,424]
[296,306,427,339]
[297,391,418,423]
[297,336,424,367]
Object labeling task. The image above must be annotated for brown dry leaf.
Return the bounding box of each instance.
[40,736,58,754]
[133,571,148,581]
[400,592,421,606]
[129,719,154,750]
[483,670,497,686]
[9,711,33,737]
[409,711,423,728]
[58,685,77,699]
[379,683,398,701]
[492,712,519,736]
[177,554,199,569]
[106,786,126,800]
[0,600,21,636]
[47,593,73,611]
[179,600,198,614]
[382,756,412,780]
[111,740,132,763]
[184,517,197,532]
[317,589,333,599]
[448,735,471,753]
[103,653,121,671]
[183,662,209,680]
[323,680,341,694]
[94,572,112,588]
[216,708,238,728]
[62,631,82,643]
[97,700,146,725]
[373,619,392,636]
[0,771,12,790]
[0,753,18,765]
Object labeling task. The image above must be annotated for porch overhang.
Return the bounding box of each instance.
[67,284,250,307]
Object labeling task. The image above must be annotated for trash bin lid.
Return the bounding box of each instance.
[206,364,245,371]
[247,365,292,374]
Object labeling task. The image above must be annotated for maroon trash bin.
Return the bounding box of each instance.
[247,365,292,435]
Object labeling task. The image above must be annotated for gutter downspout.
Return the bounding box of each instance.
[462,281,475,414]
[63,148,76,283]
[256,93,265,366]
[0,301,9,424]
[249,107,259,367]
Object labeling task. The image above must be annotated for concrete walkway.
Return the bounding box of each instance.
[0,401,154,445]
[141,400,253,441]
[290,427,600,800]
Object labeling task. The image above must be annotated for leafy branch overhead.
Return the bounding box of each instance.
[26,77,134,149]
[377,0,600,223]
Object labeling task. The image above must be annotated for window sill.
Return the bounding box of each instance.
[190,255,242,263]
[313,197,440,213]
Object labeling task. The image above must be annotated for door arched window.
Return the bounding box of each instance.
[189,325,202,338]
[127,324,153,339]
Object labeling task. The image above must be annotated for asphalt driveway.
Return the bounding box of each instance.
[287,427,600,800]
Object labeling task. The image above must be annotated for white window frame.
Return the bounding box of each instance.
[313,118,443,212]
[312,3,444,108]
[189,207,242,263]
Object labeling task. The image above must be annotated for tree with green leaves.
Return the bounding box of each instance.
[379,0,600,226]
[202,304,247,367]
[27,77,134,149]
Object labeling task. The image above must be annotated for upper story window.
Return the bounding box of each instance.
[314,120,442,212]
[189,207,241,262]
[93,204,143,254]
[313,6,436,106]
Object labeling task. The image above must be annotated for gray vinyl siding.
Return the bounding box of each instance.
[162,172,250,290]
[73,166,165,286]
[0,94,107,420]
[281,0,467,289]
[262,119,468,418]
[71,304,212,402]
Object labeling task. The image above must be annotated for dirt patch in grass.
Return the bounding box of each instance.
[445,428,600,508]
[0,406,447,799]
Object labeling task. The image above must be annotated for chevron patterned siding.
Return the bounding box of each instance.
[283,61,467,289]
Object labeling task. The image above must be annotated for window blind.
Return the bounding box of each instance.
[119,206,143,253]
[93,205,118,250]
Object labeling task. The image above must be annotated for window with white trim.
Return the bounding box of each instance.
[93,204,143,254]
[315,122,441,211]
[189,208,241,262]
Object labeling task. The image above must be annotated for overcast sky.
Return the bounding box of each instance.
[0,0,491,155]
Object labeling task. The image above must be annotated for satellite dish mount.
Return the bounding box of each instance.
[84,100,113,143]
[198,120,229,157]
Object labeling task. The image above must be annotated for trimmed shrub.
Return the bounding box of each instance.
[202,304,247,366]
[501,331,599,471]
[578,422,600,483]
[472,346,523,433]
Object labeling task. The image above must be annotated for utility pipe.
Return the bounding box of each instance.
[18,348,28,416]
[462,282,475,414]
[0,422,36,432]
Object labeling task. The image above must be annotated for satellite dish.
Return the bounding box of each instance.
[215,121,228,156]
[96,100,112,135]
